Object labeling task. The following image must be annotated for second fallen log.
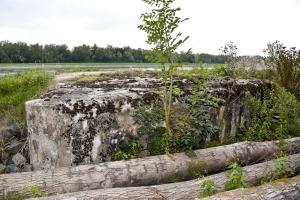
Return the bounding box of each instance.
[1,138,300,195]
[36,153,300,200]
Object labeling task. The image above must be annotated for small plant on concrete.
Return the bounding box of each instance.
[139,0,189,152]
[200,179,219,198]
[225,162,249,190]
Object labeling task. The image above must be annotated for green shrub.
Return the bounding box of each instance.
[133,86,222,154]
[147,134,165,156]
[264,41,300,95]
[25,185,46,198]
[133,104,165,156]
[133,105,163,136]
[273,156,295,180]
[169,91,221,152]
[200,179,219,198]
[260,155,295,184]
[210,64,227,77]
[288,117,300,137]
[220,42,240,77]
[245,85,300,141]
[0,71,53,127]
[113,142,140,161]
[225,163,249,190]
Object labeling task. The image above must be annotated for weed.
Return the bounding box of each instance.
[264,41,300,95]
[199,179,219,198]
[0,71,53,127]
[24,184,46,198]
[273,156,294,180]
[225,162,249,190]
[148,135,165,156]
[113,142,140,160]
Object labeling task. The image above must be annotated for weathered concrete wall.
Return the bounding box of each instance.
[208,78,270,142]
[26,74,271,170]
[26,76,160,170]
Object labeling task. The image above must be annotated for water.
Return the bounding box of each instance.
[0,63,208,76]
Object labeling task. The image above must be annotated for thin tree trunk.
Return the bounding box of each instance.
[1,138,300,195]
[33,153,300,200]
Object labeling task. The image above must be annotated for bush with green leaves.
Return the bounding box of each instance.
[220,42,240,77]
[169,90,221,152]
[133,86,221,154]
[113,142,140,161]
[264,41,300,95]
[200,179,219,198]
[133,104,163,136]
[133,104,165,156]
[245,85,300,141]
[273,156,295,180]
[225,162,249,190]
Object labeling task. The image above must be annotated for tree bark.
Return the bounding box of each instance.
[1,138,300,195]
[203,175,300,200]
[33,153,300,200]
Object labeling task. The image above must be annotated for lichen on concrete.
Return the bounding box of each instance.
[26,72,272,170]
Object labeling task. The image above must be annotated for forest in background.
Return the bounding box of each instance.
[0,41,229,64]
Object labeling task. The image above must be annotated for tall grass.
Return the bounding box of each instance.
[0,71,54,127]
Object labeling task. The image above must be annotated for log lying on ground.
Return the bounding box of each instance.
[35,153,300,200]
[203,175,300,200]
[1,138,300,195]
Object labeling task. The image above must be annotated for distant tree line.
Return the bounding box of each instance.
[0,41,226,64]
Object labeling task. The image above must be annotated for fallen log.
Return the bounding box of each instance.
[34,153,300,200]
[1,138,300,195]
[203,175,300,200]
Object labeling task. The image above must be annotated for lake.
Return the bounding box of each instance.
[0,63,208,76]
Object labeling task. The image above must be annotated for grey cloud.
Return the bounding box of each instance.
[0,0,138,30]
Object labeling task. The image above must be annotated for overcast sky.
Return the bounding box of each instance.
[0,0,299,55]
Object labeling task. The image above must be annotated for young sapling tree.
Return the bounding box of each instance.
[138,0,189,152]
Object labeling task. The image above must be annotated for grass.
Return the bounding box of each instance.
[0,71,54,127]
